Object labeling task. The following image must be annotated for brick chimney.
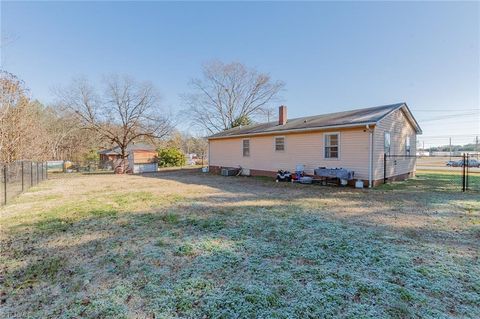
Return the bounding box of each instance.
[279,105,287,125]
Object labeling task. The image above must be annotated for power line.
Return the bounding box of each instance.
[417,112,479,122]
[420,121,480,126]
[419,134,479,138]
[414,109,479,112]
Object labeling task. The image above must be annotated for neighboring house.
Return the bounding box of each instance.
[186,153,198,165]
[98,143,158,173]
[207,103,422,187]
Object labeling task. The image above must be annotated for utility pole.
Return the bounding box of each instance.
[449,137,452,161]
[476,136,479,159]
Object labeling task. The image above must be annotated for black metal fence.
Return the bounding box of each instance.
[384,153,479,192]
[462,153,479,192]
[47,160,107,173]
[0,161,48,205]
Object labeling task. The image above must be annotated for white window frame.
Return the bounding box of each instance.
[274,136,285,152]
[324,132,340,159]
[384,132,391,155]
[242,139,250,157]
[405,136,411,156]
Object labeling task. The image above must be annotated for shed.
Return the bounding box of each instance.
[98,143,158,173]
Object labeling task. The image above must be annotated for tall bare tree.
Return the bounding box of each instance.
[0,71,50,163]
[184,61,285,134]
[0,71,103,164]
[42,106,100,161]
[57,75,172,173]
[0,71,21,161]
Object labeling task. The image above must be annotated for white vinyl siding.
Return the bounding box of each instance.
[373,108,418,180]
[209,129,370,180]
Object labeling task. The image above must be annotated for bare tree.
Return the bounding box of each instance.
[57,75,172,173]
[0,71,50,163]
[43,106,90,160]
[184,61,285,134]
[189,135,208,165]
[0,72,16,160]
[259,106,276,123]
[0,71,103,164]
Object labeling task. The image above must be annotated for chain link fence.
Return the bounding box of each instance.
[0,161,48,205]
[463,153,480,192]
[384,153,479,192]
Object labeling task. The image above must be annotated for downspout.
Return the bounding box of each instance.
[367,125,373,188]
[207,139,211,171]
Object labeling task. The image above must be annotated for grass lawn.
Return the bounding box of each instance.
[1,169,479,318]
[381,169,480,192]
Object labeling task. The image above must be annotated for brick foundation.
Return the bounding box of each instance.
[208,166,277,178]
[208,165,222,174]
[373,171,415,186]
[208,166,415,187]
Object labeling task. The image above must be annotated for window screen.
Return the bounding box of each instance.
[325,134,339,158]
[384,132,391,155]
[275,137,285,151]
[405,137,411,156]
[243,139,250,157]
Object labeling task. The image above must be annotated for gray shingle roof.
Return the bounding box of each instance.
[208,103,421,139]
[98,143,156,155]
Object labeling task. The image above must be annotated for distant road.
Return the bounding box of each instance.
[417,166,480,173]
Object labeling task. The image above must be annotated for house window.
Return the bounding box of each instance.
[384,132,391,155]
[275,137,285,151]
[405,137,411,156]
[324,133,339,158]
[243,139,250,157]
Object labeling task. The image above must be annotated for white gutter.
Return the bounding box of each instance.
[208,121,377,140]
[367,124,373,188]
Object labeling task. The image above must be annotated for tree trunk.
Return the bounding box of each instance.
[114,147,129,174]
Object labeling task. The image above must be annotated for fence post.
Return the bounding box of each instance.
[36,162,39,185]
[3,165,7,205]
[30,161,33,186]
[466,154,469,191]
[383,153,387,184]
[462,153,466,192]
[21,161,24,192]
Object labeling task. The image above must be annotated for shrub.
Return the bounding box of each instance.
[157,148,186,167]
[84,148,100,162]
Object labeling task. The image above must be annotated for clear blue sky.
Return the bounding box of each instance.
[1,1,479,146]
